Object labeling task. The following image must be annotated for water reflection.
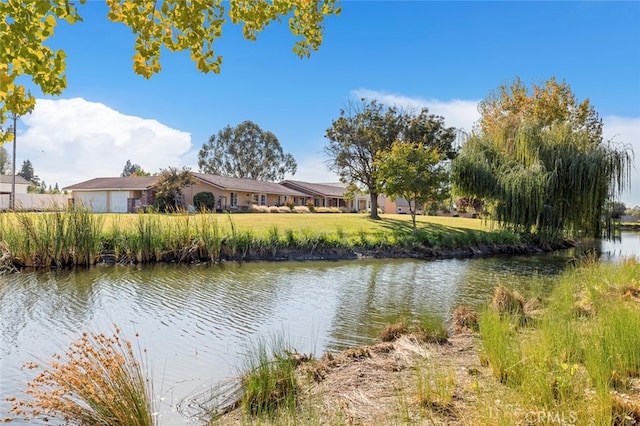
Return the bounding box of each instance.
[1,232,637,425]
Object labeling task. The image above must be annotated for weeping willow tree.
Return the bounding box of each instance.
[452,78,631,242]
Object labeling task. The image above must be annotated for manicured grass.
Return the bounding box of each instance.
[96,213,491,236]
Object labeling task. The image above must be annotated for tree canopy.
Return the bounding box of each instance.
[0,0,341,142]
[0,146,9,174]
[153,166,195,212]
[478,77,603,144]
[198,120,297,182]
[17,159,36,183]
[325,99,456,219]
[452,77,631,242]
[376,142,449,230]
[121,160,149,177]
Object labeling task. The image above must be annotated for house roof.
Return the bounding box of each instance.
[0,175,31,185]
[280,180,349,198]
[192,173,308,196]
[63,176,159,191]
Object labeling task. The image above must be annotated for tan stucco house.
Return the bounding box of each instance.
[183,173,309,211]
[63,176,159,213]
[280,180,369,212]
[64,173,374,213]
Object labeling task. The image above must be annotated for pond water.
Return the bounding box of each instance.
[1,233,638,424]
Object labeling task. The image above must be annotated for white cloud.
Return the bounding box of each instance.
[16,98,192,188]
[351,88,481,135]
[602,116,640,207]
[285,155,339,183]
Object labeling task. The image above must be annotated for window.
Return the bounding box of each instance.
[260,194,266,206]
[230,192,237,207]
[252,194,259,204]
[276,195,282,206]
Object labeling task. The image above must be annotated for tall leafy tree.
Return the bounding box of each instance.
[153,166,196,212]
[452,77,631,242]
[0,146,9,174]
[198,121,297,181]
[478,77,603,144]
[0,0,340,143]
[325,99,456,219]
[121,160,149,177]
[17,159,36,183]
[376,142,449,230]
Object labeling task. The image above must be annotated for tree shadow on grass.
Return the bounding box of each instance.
[374,217,471,237]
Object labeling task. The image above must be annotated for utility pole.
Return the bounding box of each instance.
[10,114,17,211]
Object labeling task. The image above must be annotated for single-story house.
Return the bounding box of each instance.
[378,196,416,215]
[0,175,30,194]
[64,173,375,213]
[280,180,369,212]
[0,175,69,211]
[183,173,309,211]
[63,176,159,213]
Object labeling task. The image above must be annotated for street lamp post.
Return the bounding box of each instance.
[10,114,17,211]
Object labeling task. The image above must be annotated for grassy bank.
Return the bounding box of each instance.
[0,210,525,269]
[204,258,640,425]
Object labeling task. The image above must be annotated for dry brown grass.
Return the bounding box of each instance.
[452,305,479,334]
[6,326,155,425]
[490,284,525,318]
[379,320,409,342]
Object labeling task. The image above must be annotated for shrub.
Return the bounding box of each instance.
[284,200,295,211]
[306,201,316,212]
[193,191,216,211]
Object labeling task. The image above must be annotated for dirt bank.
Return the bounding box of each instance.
[237,240,575,263]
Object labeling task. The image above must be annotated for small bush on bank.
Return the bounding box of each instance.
[379,320,409,342]
[452,305,479,334]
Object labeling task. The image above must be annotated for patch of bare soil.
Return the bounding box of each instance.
[214,334,494,425]
[299,335,483,425]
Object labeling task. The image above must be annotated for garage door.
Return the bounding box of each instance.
[77,192,107,213]
[110,191,129,213]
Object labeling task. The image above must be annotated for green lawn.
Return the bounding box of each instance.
[100,212,491,236]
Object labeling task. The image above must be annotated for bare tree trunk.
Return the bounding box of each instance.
[370,192,380,220]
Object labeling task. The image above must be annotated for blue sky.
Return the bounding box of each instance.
[12,1,640,206]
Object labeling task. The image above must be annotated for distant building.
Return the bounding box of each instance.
[0,175,30,195]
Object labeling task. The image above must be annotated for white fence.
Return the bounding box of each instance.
[0,194,70,211]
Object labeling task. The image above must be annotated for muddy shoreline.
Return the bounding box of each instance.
[235,240,575,263]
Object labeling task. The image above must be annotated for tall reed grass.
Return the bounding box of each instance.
[477,257,640,425]
[238,335,300,418]
[0,210,524,270]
